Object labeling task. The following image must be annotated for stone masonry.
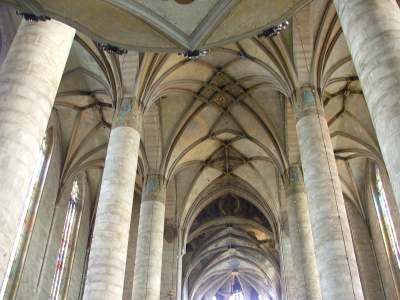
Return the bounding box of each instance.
[0,19,75,286]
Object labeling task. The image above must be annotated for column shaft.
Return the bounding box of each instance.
[296,90,363,300]
[132,174,166,300]
[0,19,75,286]
[83,124,140,299]
[286,166,321,300]
[279,210,297,300]
[334,0,400,210]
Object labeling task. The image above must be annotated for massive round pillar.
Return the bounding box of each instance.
[295,88,364,300]
[333,0,400,211]
[0,19,75,286]
[286,166,321,300]
[83,108,141,299]
[132,174,166,300]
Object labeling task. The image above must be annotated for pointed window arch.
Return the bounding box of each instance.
[229,292,244,300]
[372,166,400,269]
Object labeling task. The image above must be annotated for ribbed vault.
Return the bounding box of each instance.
[184,195,279,300]
[310,1,384,217]
[4,0,311,51]
[0,0,393,299]
[45,1,390,298]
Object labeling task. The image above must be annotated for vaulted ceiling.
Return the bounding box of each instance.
[0,0,388,299]
[4,0,311,51]
[184,195,279,300]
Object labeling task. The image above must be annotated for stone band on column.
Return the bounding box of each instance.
[132,174,166,300]
[286,166,321,300]
[295,88,364,300]
[0,19,75,286]
[83,107,141,299]
[333,0,400,212]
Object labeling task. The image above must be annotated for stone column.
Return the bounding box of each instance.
[286,166,321,300]
[279,210,296,300]
[132,174,166,300]
[0,19,75,286]
[295,88,364,300]
[333,0,400,211]
[83,105,141,299]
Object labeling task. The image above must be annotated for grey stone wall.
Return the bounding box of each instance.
[35,176,91,300]
[11,115,92,299]
[15,116,62,299]
[366,191,399,299]
[345,199,384,299]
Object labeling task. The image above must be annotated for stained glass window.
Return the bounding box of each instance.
[373,167,400,269]
[229,292,244,300]
[50,180,79,300]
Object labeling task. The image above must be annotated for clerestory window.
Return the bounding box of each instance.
[0,131,52,298]
[50,180,80,300]
[372,166,400,270]
[229,292,244,300]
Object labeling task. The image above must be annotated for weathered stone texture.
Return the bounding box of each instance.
[0,3,18,66]
[15,117,61,299]
[286,166,321,300]
[334,0,400,211]
[83,126,140,299]
[296,106,364,299]
[345,199,384,300]
[279,210,297,300]
[160,238,178,300]
[122,193,141,300]
[0,19,75,286]
[132,174,166,300]
[366,191,399,299]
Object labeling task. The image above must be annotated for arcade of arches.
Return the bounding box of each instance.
[0,0,400,299]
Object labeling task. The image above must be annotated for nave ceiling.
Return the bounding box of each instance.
[0,0,390,299]
[3,0,311,51]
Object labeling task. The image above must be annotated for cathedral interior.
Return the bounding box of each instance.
[0,0,400,299]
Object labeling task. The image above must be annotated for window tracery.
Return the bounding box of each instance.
[372,167,400,269]
[228,292,244,300]
[50,180,80,300]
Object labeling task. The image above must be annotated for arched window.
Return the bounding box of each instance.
[1,130,53,298]
[372,166,400,270]
[50,180,80,300]
[229,292,244,300]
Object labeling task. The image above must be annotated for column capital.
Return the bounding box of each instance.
[112,97,142,131]
[16,12,51,22]
[286,165,306,194]
[294,86,324,122]
[143,174,167,203]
